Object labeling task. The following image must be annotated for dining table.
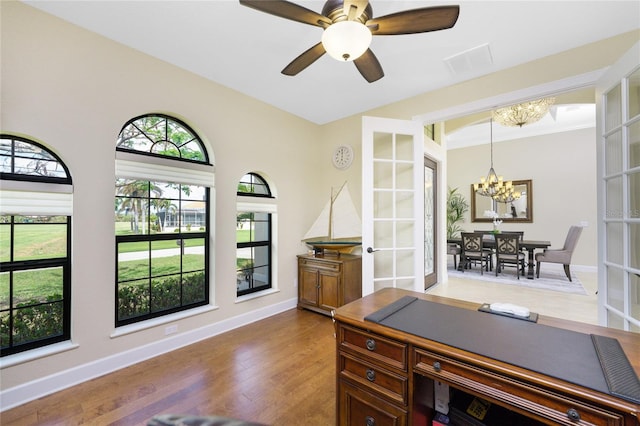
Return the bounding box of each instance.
[448,237,551,280]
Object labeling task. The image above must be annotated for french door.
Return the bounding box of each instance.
[597,41,640,332]
[361,117,424,296]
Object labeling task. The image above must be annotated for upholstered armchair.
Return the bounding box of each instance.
[535,226,583,281]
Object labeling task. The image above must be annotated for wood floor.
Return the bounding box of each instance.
[1,268,598,426]
[1,309,337,426]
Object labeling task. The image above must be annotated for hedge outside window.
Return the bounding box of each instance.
[0,135,72,357]
[237,173,274,297]
[115,115,212,326]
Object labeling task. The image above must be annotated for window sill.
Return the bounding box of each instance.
[235,288,280,303]
[1,341,79,369]
[110,304,218,338]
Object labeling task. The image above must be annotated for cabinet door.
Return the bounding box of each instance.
[318,269,340,311]
[299,266,319,306]
[339,379,407,426]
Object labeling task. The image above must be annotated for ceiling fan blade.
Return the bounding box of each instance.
[354,49,384,83]
[240,0,332,27]
[282,42,326,76]
[343,0,369,21]
[367,5,460,35]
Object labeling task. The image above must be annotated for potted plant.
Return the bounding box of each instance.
[447,187,469,239]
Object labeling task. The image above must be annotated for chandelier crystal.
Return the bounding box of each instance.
[474,119,521,204]
[492,98,555,127]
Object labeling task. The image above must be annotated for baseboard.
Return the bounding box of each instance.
[572,264,598,273]
[0,297,298,411]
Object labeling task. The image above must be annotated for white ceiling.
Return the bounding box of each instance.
[446,104,596,149]
[23,1,640,125]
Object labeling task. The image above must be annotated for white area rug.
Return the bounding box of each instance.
[447,263,587,295]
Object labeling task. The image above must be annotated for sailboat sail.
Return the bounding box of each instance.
[303,183,361,243]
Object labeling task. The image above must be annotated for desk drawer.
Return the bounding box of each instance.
[340,352,408,406]
[414,348,623,426]
[339,325,407,371]
[339,379,408,426]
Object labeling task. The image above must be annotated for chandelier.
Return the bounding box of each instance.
[492,183,522,204]
[473,119,521,204]
[492,97,555,127]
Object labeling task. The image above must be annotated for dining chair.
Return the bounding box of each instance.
[502,231,524,241]
[494,233,526,279]
[460,232,493,275]
[447,243,461,270]
[501,231,525,255]
[535,225,583,281]
[473,230,496,267]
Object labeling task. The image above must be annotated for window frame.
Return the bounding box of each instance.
[236,173,275,297]
[0,134,72,357]
[115,115,213,327]
[116,113,210,165]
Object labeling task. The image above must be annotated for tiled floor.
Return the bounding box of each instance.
[427,263,599,325]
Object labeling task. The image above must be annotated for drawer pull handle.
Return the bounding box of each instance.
[566,408,580,422]
[433,361,442,372]
[365,338,376,351]
[365,416,375,426]
[366,369,376,382]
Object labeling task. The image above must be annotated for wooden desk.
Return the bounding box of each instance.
[333,288,640,425]
[449,238,551,279]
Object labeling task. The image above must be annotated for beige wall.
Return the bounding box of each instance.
[447,128,598,266]
[1,1,638,408]
[1,1,322,394]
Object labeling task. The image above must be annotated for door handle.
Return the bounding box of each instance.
[366,247,379,254]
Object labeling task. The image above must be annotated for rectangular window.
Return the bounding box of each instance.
[115,180,209,326]
[0,215,71,356]
[236,212,271,296]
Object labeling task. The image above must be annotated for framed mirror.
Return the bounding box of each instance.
[471,179,533,223]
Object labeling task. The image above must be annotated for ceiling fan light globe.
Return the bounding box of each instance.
[321,21,372,62]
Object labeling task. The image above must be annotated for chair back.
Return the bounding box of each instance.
[461,232,484,255]
[562,226,583,253]
[495,233,520,256]
[502,231,524,241]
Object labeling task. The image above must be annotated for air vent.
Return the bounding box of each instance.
[444,43,493,75]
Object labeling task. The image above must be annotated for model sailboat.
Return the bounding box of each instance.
[303,182,362,254]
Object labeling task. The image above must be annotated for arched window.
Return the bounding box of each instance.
[236,173,275,297]
[0,134,72,356]
[115,114,213,326]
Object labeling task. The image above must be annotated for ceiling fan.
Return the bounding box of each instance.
[239,0,460,83]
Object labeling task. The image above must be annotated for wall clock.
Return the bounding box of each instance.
[332,145,354,170]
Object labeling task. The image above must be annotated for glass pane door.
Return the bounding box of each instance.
[362,117,424,296]
[597,42,640,332]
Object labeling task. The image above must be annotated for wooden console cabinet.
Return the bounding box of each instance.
[297,254,361,316]
[334,288,640,425]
